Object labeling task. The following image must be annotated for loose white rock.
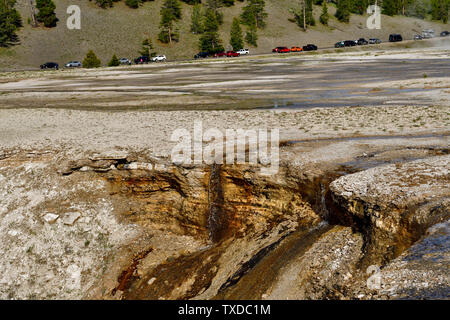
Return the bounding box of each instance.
[43,213,59,224]
[124,162,153,171]
[62,212,81,225]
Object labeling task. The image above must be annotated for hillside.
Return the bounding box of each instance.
[0,0,448,70]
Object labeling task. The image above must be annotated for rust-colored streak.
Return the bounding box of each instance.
[112,247,154,296]
[122,245,224,300]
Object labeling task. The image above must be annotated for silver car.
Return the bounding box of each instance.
[119,58,132,65]
[65,61,81,68]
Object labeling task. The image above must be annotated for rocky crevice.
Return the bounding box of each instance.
[57,150,449,300]
[330,155,450,268]
[207,164,227,242]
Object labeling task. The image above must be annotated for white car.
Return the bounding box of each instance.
[152,55,167,62]
[236,49,249,55]
[65,61,81,68]
[119,58,132,65]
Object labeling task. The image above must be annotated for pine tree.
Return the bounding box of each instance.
[94,0,114,8]
[335,0,350,22]
[0,0,22,47]
[399,0,414,16]
[406,0,427,19]
[108,54,120,67]
[290,0,315,30]
[305,0,315,26]
[320,0,329,25]
[351,0,369,15]
[245,23,258,47]
[199,8,224,54]
[205,0,224,25]
[140,38,156,57]
[125,0,141,9]
[36,0,58,28]
[82,50,101,68]
[222,0,235,6]
[241,0,268,29]
[382,0,400,16]
[230,17,244,51]
[431,0,449,23]
[191,3,204,34]
[159,0,182,44]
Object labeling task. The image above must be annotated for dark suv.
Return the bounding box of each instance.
[344,40,356,47]
[194,52,209,59]
[40,62,59,70]
[357,38,368,45]
[134,56,150,64]
[302,44,317,51]
[389,34,403,42]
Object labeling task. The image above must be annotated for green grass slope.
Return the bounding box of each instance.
[0,0,448,70]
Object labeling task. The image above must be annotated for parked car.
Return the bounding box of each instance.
[302,44,317,51]
[134,56,150,64]
[226,51,240,57]
[213,51,227,58]
[236,49,250,55]
[194,52,209,59]
[440,31,450,37]
[40,62,59,70]
[272,46,290,53]
[344,40,356,47]
[389,34,403,42]
[369,38,381,44]
[152,55,166,62]
[422,29,435,38]
[414,34,423,40]
[65,61,81,68]
[357,38,368,45]
[119,58,132,65]
[291,46,303,52]
[335,41,345,48]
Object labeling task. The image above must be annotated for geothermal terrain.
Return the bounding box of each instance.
[0,41,449,300]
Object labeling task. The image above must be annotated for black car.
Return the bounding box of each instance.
[440,31,450,37]
[194,52,209,59]
[40,62,59,70]
[134,56,150,64]
[344,40,356,47]
[357,38,368,45]
[389,34,403,42]
[302,44,317,51]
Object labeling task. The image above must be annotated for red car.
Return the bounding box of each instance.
[272,46,290,53]
[214,52,227,58]
[226,51,240,57]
